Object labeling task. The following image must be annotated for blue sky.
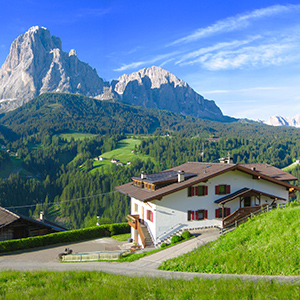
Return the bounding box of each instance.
[1,1,300,120]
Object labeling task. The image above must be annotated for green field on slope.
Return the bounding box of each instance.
[160,202,300,276]
[57,131,98,141]
[0,271,299,300]
[91,138,154,173]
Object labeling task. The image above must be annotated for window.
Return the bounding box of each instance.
[188,186,208,197]
[134,203,138,213]
[146,210,153,222]
[215,185,230,195]
[187,210,208,221]
[215,208,231,218]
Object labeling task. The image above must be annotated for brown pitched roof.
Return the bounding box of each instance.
[115,162,300,202]
[0,207,20,228]
[0,206,66,231]
[239,163,298,181]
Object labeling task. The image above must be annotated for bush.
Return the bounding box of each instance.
[0,222,130,253]
[181,230,192,240]
[171,235,182,244]
[160,242,168,249]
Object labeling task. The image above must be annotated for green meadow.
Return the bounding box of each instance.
[57,131,98,141]
[160,202,300,276]
[282,160,300,172]
[91,138,154,173]
[0,271,299,300]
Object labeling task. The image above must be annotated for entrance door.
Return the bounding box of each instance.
[244,197,251,207]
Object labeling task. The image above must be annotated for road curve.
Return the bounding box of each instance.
[1,228,299,283]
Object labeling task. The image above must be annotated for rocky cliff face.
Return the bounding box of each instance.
[0,26,105,111]
[113,66,225,120]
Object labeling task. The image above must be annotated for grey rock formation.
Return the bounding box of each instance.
[113,66,225,120]
[0,26,104,112]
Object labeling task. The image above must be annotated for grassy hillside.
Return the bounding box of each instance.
[282,160,300,172]
[91,138,154,174]
[160,202,300,276]
[0,271,299,299]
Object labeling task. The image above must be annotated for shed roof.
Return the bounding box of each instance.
[214,187,286,205]
[0,206,66,231]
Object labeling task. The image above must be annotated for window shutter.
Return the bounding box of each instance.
[195,210,199,220]
[191,187,195,197]
[215,185,219,195]
[188,187,191,197]
[146,210,149,220]
[204,210,208,219]
[215,208,219,218]
[151,211,153,222]
[226,185,231,194]
[204,186,208,195]
[191,211,195,220]
[226,208,231,216]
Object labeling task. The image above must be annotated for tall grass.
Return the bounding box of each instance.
[160,202,300,275]
[0,271,299,299]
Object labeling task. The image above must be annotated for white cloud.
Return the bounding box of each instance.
[171,4,300,45]
[114,52,179,72]
[176,36,261,65]
[203,86,289,94]
[201,43,295,70]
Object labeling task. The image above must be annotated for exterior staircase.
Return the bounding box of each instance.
[223,205,267,227]
[139,223,154,247]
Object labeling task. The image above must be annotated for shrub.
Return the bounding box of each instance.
[181,230,192,240]
[171,235,182,244]
[0,222,130,253]
[160,242,168,249]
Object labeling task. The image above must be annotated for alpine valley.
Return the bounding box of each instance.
[0,27,300,229]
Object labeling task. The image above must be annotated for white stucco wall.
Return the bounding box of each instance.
[131,170,289,245]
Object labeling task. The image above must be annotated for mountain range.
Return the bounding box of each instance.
[258,114,300,128]
[0,26,228,121]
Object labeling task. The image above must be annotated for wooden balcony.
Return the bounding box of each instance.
[126,214,139,229]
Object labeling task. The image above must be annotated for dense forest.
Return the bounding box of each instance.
[0,93,299,229]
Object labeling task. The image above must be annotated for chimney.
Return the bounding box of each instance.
[227,152,233,164]
[178,170,185,182]
[40,211,44,222]
[141,171,147,179]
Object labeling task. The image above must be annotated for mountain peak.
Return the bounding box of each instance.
[115,66,186,95]
[0,27,104,112]
[113,66,225,121]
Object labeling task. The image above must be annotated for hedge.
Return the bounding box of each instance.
[0,222,130,253]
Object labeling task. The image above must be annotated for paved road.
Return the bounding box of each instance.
[1,228,300,283]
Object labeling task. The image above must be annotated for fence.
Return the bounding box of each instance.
[221,203,287,235]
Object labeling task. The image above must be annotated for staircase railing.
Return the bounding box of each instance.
[155,223,184,244]
[221,203,287,235]
[143,220,156,246]
[136,218,145,248]
[223,205,266,227]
